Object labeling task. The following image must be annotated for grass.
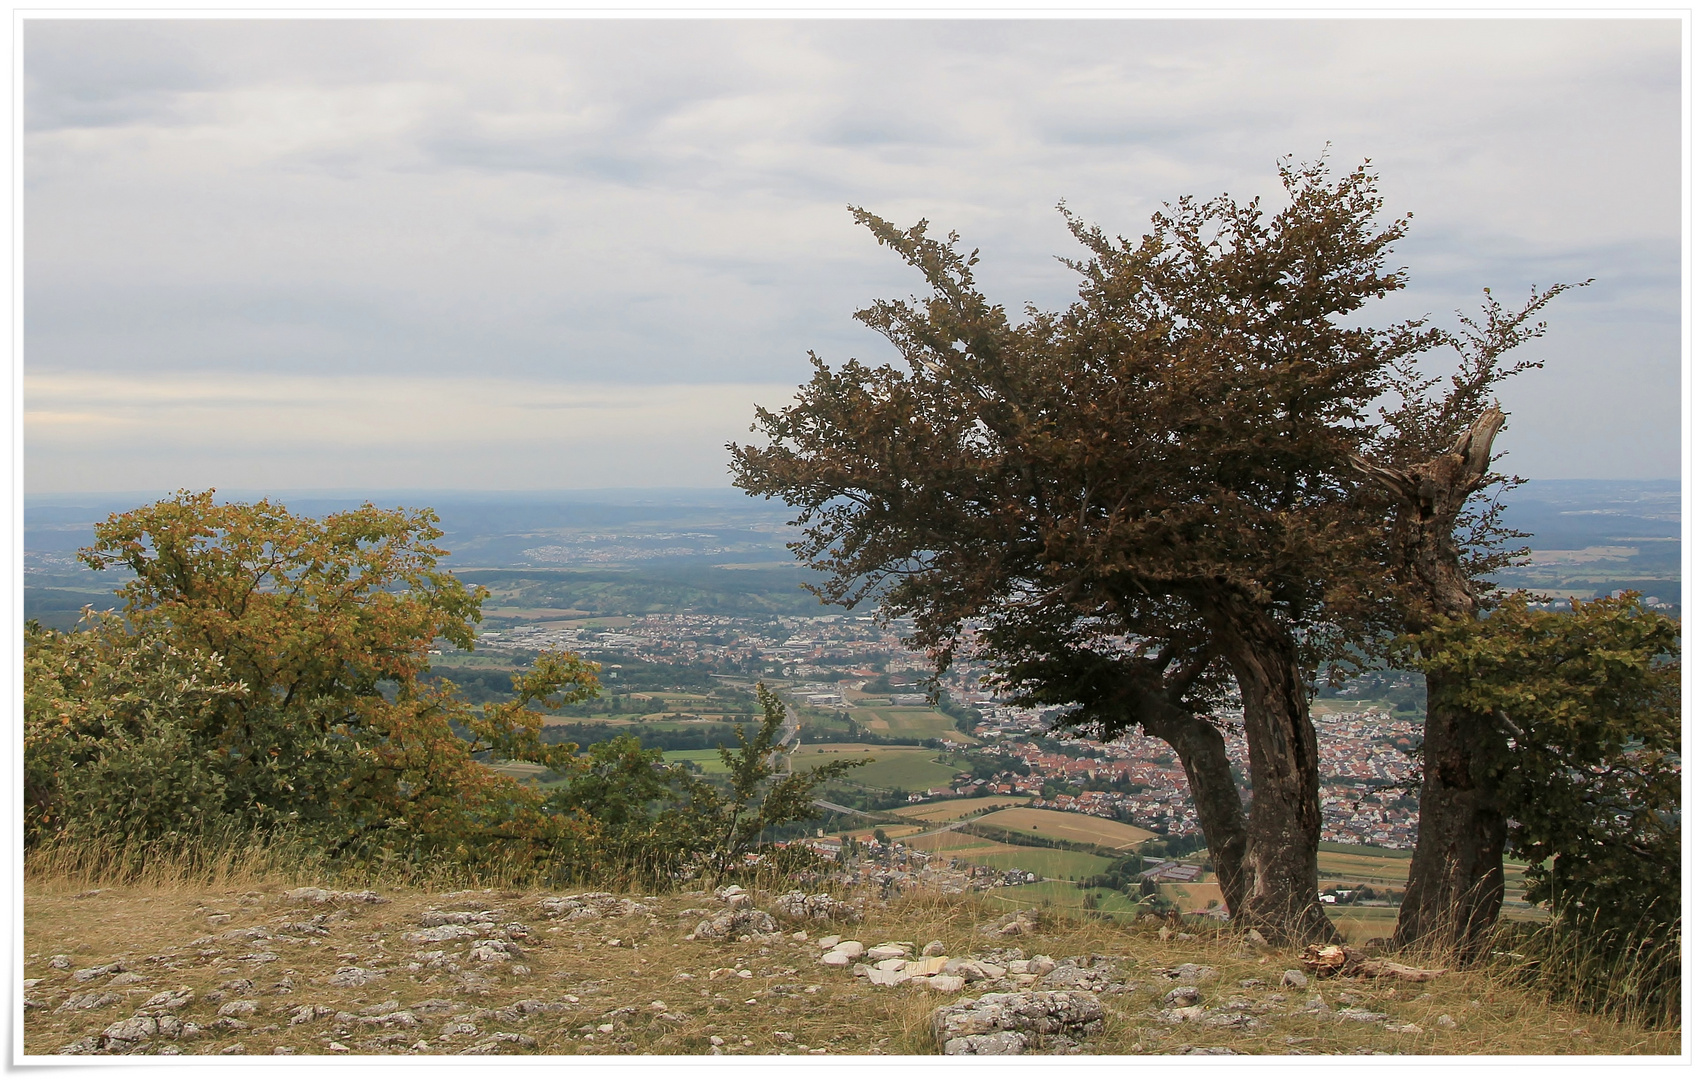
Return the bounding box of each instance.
[890,797,1030,822]
[977,808,1157,850]
[22,858,1679,1058]
[846,706,961,742]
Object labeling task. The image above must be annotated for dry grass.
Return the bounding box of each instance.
[977,807,1158,849]
[22,857,1679,1059]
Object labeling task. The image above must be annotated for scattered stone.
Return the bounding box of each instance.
[692,908,779,942]
[73,963,126,983]
[1161,986,1201,1007]
[826,940,865,960]
[1280,969,1308,989]
[57,991,124,1012]
[49,955,71,970]
[284,888,386,906]
[1336,1007,1391,1024]
[715,885,751,908]
[1163,963,1218,983]
[218,1043,246,1054]
[418,910,502,928]
[867,944,909,962]
[59,1036,100,1055]
[1181,1045,1239,1055]
[771,891,864,923]
[820,953,851,968]
[978,910,1039,937]
[922,940,946,957]
[1245,929,1271,948]
[540,893,652,920]
[931,990,1105,1055]
[1386,1022,1425,1034]
[101,1015,161,1046]
[1238,977,1266,989]
[921,974,966,993]
[108,972,148,987]
[459,1032,537,1054]
[1436,1015,1457,1029]
[401,925,480,945]
[289,1004,334,1025]
[326,966,385,988]
[218,1000,259,1018]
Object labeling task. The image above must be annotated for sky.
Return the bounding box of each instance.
[21,16,1682,493]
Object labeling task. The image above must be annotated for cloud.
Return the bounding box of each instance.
[21,17,1681,487]
[25,373,800,492]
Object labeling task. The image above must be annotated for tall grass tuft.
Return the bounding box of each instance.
[1487,907,1680,1030]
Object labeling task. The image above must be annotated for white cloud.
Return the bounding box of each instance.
[25,373,800,492]
[21,17,1681,487]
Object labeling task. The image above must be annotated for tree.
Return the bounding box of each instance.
[733,158,1433,942]
[665,685,865,880]
[1411,593,1679,1015]
[63,490,600,860]
[1351,283,1583,954]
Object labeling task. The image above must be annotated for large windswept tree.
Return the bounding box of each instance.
[733,158,1437,943]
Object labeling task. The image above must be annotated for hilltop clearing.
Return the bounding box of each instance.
[23,879,1675,1058]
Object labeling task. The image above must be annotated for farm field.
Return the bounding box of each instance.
[901,830,1112,881]
[847,705,962,742]
[796,744,961,792]
[978,807,1157,850]
[891,796,1030,822]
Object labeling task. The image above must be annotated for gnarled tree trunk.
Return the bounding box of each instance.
[1138,691,1250,918]
[1203,593,1339,945]
[1354,407,1510,956]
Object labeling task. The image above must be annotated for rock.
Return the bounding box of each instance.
[944,959,1008,982]
[715,885,752,907]
[903,957,949,978]
[1385,1023,1424,1034]
[218,1000,258,1017]
[73,963,125,983]
[539,893,651,920]
[820,953,851,967]
[1163,963,1218,983]
[101,1015,160,1046]
[1246,929,1271,948]
[873,958,908,972]
[1436,1015,1457,1029]
[1336,1007,1390,1024]
[402,925,481,945]
[59,1036,100,1055]
[978,910,1039,937]
[922,940,946,957]
[284,888,386,906]
[468,940,520,963]
[108,972,148,986]
[1238,977,1266,989]
[771,891,864,923]
[459,1032,537,1054]
[289,1004,333,1025]
[49,955,72,969]
[57,991,123,1012]
[921,974,966,993]
[1181,1046,1239,1055]
[866,969,913,988]
[326,967,384,988]
[931,990,1105,1055]
[692,908,778,942]
[418,909,502,928]
[816,935,841,949]
[867,945,909,962]
[1280,969,1308,989]
[828,940,865,960]
[1161,986,1200,1006]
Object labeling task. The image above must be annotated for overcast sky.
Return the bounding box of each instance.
[22,16,1681,493]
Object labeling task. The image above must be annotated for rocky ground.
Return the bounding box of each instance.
[22,881,1677,1057]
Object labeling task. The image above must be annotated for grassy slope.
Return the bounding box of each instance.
[22,875,1676,1058]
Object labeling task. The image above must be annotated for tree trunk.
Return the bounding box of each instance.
[1354,408,1511,955]
[1203,594,1340,945]
[1140,692,1249,918]
[1392,679,1509,955]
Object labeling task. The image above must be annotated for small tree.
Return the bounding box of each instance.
[1411,592,1679,999]
[670,685,865,880]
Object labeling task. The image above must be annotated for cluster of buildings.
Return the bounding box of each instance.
[465,612,1422,851]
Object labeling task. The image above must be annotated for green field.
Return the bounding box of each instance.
[847,705,962,742]
[663,743,962,793]
[902,829,1112,880]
